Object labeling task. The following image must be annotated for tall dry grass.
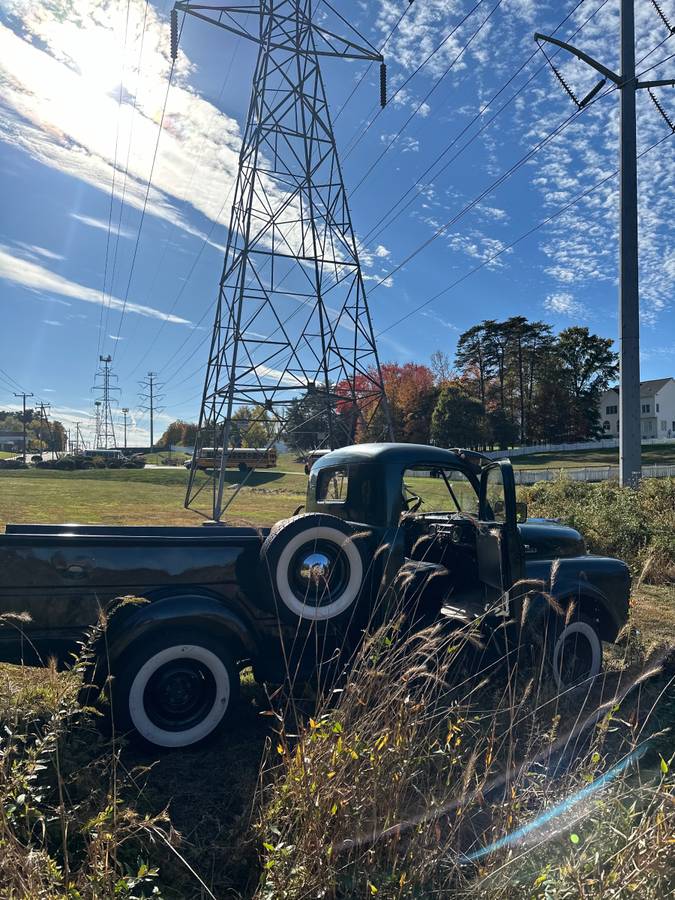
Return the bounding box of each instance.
[255,600,675,899]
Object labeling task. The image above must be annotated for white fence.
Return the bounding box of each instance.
[514,463,675,485]
[485,436,673,460]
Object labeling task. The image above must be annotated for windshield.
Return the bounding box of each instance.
[401,465,479,516]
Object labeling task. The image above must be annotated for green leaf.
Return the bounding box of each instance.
[660,755,669,775]
[570,833,580,845]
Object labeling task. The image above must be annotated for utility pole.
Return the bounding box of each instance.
[121,408,130,450]
[138,373,164,450]
[13,392,34,460]
[73,421,84,454]
[535,0,675,486]
[37,401,52,456]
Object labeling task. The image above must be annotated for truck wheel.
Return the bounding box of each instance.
[548,611,603,691]
[261,513,368,622]
[109,630,239,750]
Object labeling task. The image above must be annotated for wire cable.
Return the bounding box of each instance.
[360,0,607,247]
[376,131,674,336]
[96,0,132,365]
[111,10,186,357]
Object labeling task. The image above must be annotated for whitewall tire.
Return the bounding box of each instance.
[110,631,239,750]
[261,514,369,623]
[551,616,602,690]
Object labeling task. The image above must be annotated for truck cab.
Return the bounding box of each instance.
[306,443,630,679]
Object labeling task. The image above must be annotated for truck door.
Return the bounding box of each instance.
[477,460,524,608]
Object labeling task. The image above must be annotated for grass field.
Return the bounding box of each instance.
[512,441,675,468]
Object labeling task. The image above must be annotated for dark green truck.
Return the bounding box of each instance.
[0,443,630,749]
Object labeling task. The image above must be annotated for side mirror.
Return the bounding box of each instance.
[516,501,528,524]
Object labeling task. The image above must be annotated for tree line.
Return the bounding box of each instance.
[0,409,67,452]
[159,318,618,452]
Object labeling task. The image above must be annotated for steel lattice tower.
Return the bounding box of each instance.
[173,1,392,520]
[92,355,119,449]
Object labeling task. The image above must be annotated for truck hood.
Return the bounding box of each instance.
[517,519,586,560]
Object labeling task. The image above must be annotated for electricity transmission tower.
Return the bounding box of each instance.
[138,372,164,449]
[172,1,393,520]
[92,355,119,449]
[535,0,675,486]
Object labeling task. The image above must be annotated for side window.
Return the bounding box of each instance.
[317,467,349,502]
[484,466,507,523]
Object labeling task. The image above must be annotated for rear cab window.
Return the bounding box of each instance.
[317,466,349,503]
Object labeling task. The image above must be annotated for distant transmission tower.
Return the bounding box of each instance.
[172,1,393,520]
[92,355,119,449]
[138,372,165,449]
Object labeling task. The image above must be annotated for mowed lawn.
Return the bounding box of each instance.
[513,442,675,468]
[0,467,308,528]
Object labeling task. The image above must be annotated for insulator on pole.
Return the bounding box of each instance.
[579,77,606,108]
[170,8,179,60]
[379,62,387,108]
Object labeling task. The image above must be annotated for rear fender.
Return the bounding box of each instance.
[102,593,260,667]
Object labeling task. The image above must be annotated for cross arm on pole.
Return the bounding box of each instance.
[534,32,621,84]
[174,2,260,44]
[637,78,675,88]
[173,2,382,61]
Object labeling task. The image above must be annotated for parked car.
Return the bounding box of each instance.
[0,443,630,750]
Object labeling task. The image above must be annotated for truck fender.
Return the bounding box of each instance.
[101,593,260,668]
[522,576,622,644]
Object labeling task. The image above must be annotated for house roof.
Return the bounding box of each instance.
[607,377,673,394]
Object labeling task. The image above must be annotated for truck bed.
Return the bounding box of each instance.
[0,522,273,665]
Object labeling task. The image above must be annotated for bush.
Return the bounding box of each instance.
[124,455,146,469]
[525,477,675,582]
[0,458,28,470]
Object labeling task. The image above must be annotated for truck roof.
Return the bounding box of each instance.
[312,443,484,472]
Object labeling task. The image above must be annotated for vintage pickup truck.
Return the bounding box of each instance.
[0,443,630,749]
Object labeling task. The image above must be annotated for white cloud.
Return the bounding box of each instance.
[42,319,62,326]
[374,244,391,258]
[70,212,134,239]
[0,2,242,235]
[421,309,458,330]
[544,292,585,318]
[0,245,191,324]
[14,242,65,262]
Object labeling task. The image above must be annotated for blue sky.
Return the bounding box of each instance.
[1,0,674,445]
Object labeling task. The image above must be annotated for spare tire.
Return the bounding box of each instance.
[261,513,369,622]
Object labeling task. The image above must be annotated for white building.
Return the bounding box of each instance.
[599,377,675,439]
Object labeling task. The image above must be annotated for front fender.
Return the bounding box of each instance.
[103,593,260,666]
[523,556,631,643]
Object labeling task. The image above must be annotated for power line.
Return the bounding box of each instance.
[376,131,674,336]
[367,73,622,294]
[360,0,604,247]
[100,0,151,359]
[110,10,186,356]
[331,0,415,123]
[342,0,487,160]
[351,0,505,197]
[96,0,133,365]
